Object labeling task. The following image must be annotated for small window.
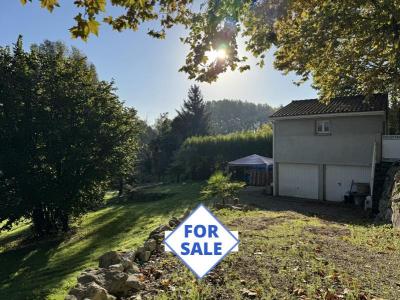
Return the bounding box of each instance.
[316,120,331,135]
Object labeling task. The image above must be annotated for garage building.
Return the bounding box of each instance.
[270,94,388,202]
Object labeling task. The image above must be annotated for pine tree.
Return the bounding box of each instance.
[172,85,210,141]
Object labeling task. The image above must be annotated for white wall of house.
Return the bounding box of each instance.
[272,113,385,201]
[273,114,384,166]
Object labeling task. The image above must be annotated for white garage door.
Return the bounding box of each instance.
[279,163,319,199]
[325,165,371,202]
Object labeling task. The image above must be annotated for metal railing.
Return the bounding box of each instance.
[382,135,400,161]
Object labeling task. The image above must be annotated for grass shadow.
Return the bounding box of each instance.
[239,191,374,226]
[0,183,203,299]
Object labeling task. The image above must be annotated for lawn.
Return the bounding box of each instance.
[140,191,400,300]
[2,184,400,300]
[0,183,203,300]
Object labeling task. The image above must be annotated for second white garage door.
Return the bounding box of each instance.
[279,163,319,199]
[325,165,371,202]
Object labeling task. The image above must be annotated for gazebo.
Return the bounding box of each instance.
[227,154,273,187]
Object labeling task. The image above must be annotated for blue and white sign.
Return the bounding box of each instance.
[164,204,239,279]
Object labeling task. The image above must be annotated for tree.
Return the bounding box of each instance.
[0,37,141,236]
[273,1,400,100]
[172,85,210,142]
[20,0,192,41]
[388,99,400,134]
[133,119,156,183]
[148,113,178,180]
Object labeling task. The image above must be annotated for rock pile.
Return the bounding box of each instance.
[65,209,190,300]
[377,162,400,227]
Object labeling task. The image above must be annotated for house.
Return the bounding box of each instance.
[270,94,389,203]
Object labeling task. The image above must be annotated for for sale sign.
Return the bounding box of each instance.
[164,204,239,279]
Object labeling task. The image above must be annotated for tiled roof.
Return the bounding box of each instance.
[270,94,388,118]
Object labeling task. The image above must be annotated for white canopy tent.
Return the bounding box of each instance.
[228,154,273,187]
[228,154,273,168]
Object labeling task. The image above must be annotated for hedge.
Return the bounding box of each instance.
[171,125,273,180]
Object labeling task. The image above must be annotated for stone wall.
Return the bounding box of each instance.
[377,162,400,227]
[65,212,188,300]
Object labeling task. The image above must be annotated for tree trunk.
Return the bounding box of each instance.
[118,177,124,196]
[32,206,45,236]
[32,204,70,236]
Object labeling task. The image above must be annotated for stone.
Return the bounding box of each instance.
[104,269,129,296]
[241,288,257,299]
[77,268,105,286]
[69,282,115,300]
[121,258,133,272]
[377,164,400,227]
[152,233,165,244]
[64,295,78,300]
[136,247,151,262]
[144,239,157,252]
[125,261,140,274]
[231,205,243,211]
[168,217,180,227]
[99,251,123,268]
[68,283,86,299]
[149,225,171,238]
[391,175,400,227]
[108,264,124,272]
[125,274,145,291]
[121,250,136,262]
[86,282,116,300]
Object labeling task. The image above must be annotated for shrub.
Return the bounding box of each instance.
[201,171,245,206]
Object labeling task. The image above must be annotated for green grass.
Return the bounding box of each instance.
[0,183,203,300]
[142,201,400,299]
[2,184,400,299]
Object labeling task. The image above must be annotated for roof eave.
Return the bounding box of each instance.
[270,110,386,121]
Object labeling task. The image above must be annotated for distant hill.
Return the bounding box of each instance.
[206,100,277,134]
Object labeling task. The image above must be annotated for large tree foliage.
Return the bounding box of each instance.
[21,0,400,104]
[0,37,141,236]
[207,100,276,134]
[274,0,400,101]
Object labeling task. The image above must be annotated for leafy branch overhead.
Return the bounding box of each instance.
[21,0,193,40]
[20,0,400,100]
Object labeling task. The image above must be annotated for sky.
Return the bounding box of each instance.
[0,1,318,123]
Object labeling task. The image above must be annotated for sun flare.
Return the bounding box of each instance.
[206,48,227,62]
